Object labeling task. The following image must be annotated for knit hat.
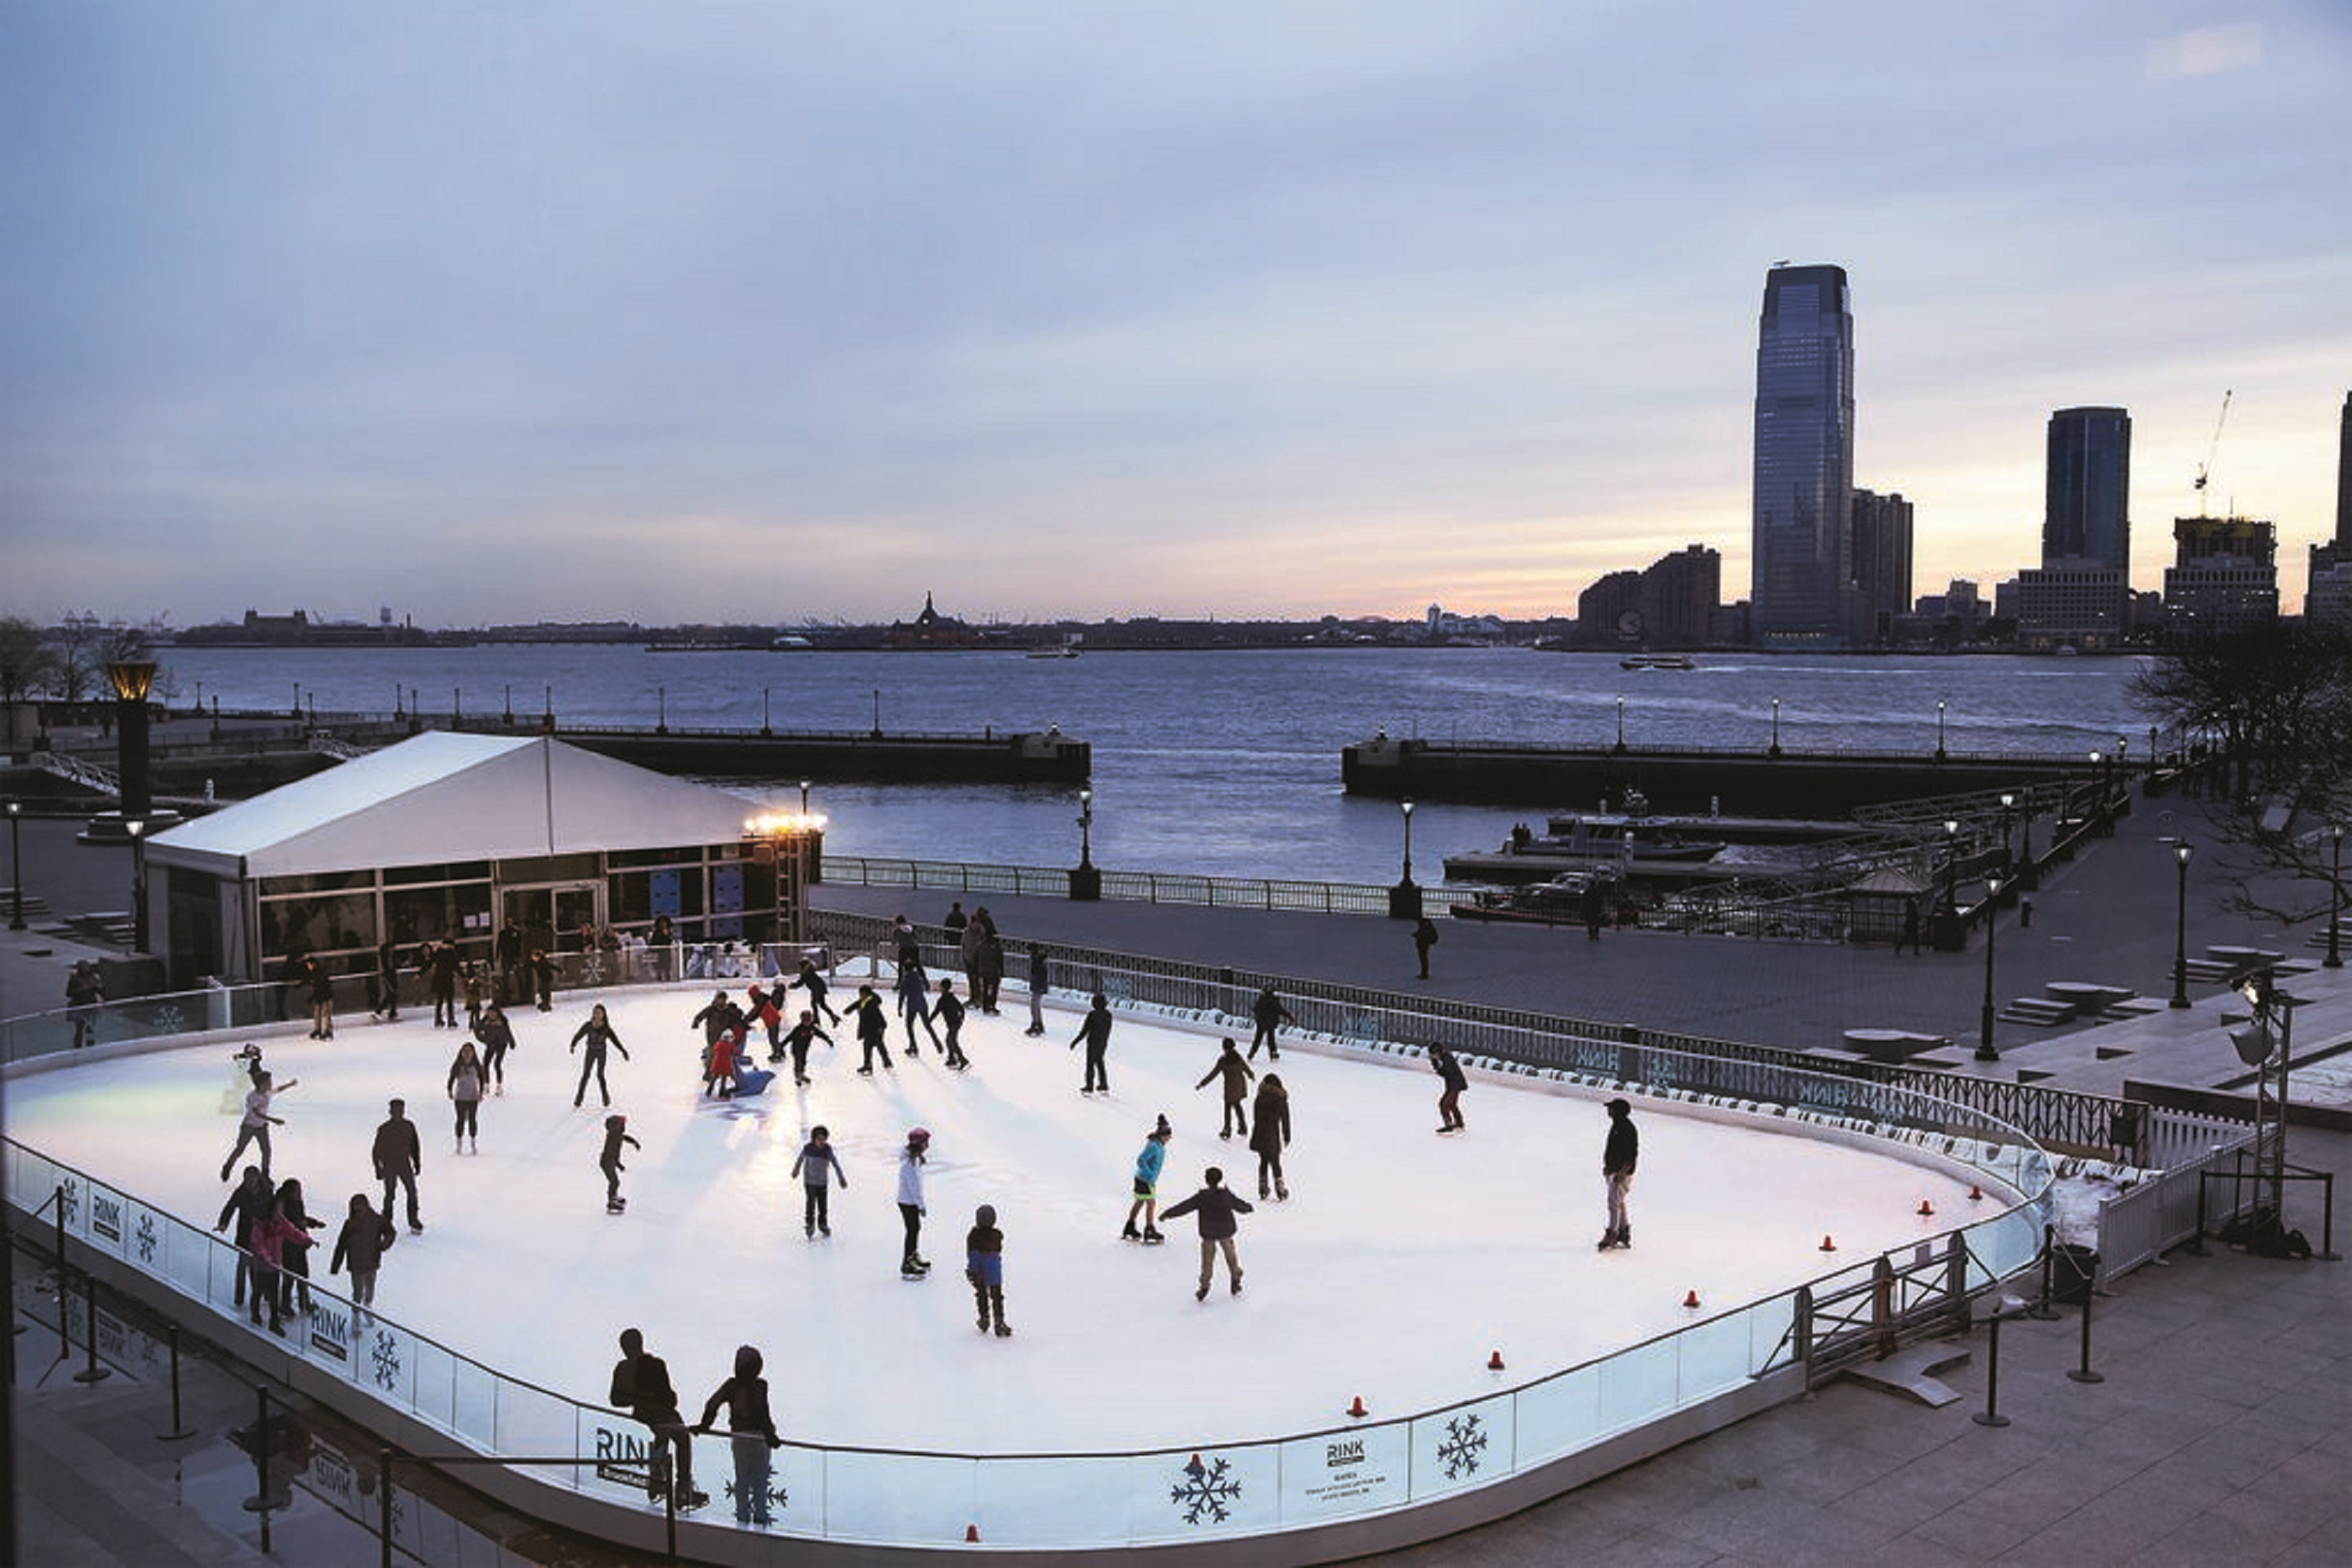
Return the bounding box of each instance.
[1151,1114,1173,1141]
[976,1203,996,1226]
[907,1127,931,1147]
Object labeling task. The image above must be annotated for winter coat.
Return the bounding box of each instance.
[1603,1115,1639,1176]
[697,1346,781,1442]
[216,1174,271,1247]
[791,1140,846,1189]
[1160,1185,1254,1241]
[1196,1049,1255,1102]
[372,1115,422,1178]
[1252,989,1291,1028]
[897,1149,927,1210]
[1430,1047,1468,1093]
[330,1205,394,1276]
[1133,1136,1168,1189]
[249,1210,312,1269]
[934,990,966,1031]
[612,1348,684,1425]
[1249,1086,1291,1156]
[447,1052,484,1102]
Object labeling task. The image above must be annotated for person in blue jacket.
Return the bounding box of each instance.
[1120,1115,1173,1243]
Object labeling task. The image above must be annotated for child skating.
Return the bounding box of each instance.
[1122,1115,1174,1243]
[1250,1073,1292,1200]
[601,1114,641,1213]
[569,1003,630,1109]
[897,1127,931,1277]
[1194,1037,1255,1139]
[1161,1166,1254,1302]
[790,1125,847,1237]
[1429,1044,1468,1133]
[965,1203,1011,1338]
[782,1011,832,1085]
[935,978,970,1069]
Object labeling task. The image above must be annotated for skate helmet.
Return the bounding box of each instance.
[907,1127,931,1147]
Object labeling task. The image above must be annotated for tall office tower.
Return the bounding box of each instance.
[1849,488,1915,644]
[2044,407,2132,567]
[1750,263,1856,645]
[2338,392,2351,546]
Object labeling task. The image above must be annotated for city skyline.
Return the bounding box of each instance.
[3,4,2349,628]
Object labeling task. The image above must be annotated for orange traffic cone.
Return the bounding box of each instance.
[1487,1348,1505,1371]
[1346,1395,1370,1418]
[965,1525,980,1543]
[1682,1289,1701,1309]
[1917,1199,1936,1218]
[1968,1184,1984,1202]
[1819,1234,1837,1251]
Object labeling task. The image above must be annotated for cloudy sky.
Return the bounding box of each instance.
[4,2,2348,629]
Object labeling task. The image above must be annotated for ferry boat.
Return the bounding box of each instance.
[1619,653,1697,671]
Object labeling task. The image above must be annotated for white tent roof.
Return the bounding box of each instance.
[147,731,763,880]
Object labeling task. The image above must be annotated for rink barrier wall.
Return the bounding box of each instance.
[2,996,2056,1562]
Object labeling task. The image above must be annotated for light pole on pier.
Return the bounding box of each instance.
[799,779,811,816]
[6,800,24,932]
[1769,698,1782,757]
[762,688,772,737]
[656,686,668,736]
[1943,818,1961,919]
[2171,840,2194,1007]
[1976,873,2004,1062]
[1388,798,1422,920]
[126,816,147,956]
[1071,787,1100,902]
[1615,696,1625,753]
[2328,825,2345,970]
[1936,699,1947,760]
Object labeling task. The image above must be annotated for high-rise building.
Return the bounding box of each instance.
[1750,263,1855,646]
[1849,488,1914,644]
[2338,392,2352,547]
[2044,407,2132,567]
[2165,516,2278,641]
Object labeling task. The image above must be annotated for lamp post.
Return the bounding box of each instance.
[1976,873,2005,1062]
[2017,786,2038,889]
[1942,818,1961,918]
[1389,798,1422,920]
[126,816,147,956]
[1615,696,1625,753]
[798,779,811,817]
[1998,792,2016,873]
[2329,825,2345,970]
[1071,787,1099,902]
[2171,840,2194,1007]
[1769,697,1782,757]
[2085,750,2101,828]
[6,800,24,931]
[656,685,668,735]
[1936,699,1947,760]
[761,688,773,738]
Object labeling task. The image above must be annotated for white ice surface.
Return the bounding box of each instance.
[5,983,1991,1453]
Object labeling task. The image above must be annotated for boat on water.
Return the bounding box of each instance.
[1619,652,1696,670]
[1449,870,1619,925]
[1024,636,1083,659]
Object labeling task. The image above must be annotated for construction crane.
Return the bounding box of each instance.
[2193,389,2232,515]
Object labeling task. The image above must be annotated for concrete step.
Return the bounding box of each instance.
[2001,997,2078,1026]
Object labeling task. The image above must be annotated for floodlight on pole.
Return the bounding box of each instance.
[2171,840,2194,1008]
[1976,873,2004,1062]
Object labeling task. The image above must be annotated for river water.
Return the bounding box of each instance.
[153,646,2156,885]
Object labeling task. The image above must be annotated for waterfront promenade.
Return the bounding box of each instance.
[7,790,2352,1563]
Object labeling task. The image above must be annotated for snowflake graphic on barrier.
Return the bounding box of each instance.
[580,952,607,986]
[1436,1414,1489,1479]
[135,1212,158,1266]
[371,1330,402,1391]
[59,1177,80,1228]
[721,1475,789,1515]
[1170,1454,1241,1526]
[155,1004,185,1035]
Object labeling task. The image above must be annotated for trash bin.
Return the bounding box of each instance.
[2053,1243,2099,1305]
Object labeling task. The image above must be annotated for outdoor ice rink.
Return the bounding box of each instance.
[4,979,1994,1454]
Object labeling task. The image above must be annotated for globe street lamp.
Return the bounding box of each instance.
[798,779,812,817]
[1769,697,1782,757]
[1071,786,1100,902]
[1389,799,1423,920]
[6,800,24,932]
[1942,818,1962,919]
[2329,824,2346,970]
[126,815,147,956]
[2017,786,2038,890]
[1998,791,2016,872]
[1936,699,1947,760]
[2170,840,2194,1008]
[1615,696,1626,753]
[1976,872,2005,1062]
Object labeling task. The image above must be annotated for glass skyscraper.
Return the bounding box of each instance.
[2044,406,2132,567]
[1750,264,1855,644]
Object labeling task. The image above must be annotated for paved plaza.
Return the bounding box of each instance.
[8,786,2352,1563]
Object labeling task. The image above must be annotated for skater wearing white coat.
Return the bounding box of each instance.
[896,1128,931,1278]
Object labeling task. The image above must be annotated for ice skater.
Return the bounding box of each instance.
[782,1010,832,1086]
[895,961,941,1054]
[703,1020,743,1098]
[966,1203,1011,1337]
[851,985,893,1074]
[601,1113,641,1213]
[1412,916,1439,979]
[447,1040,485,1153]
[1250,1074,1291,1200]
[328,1192,396,1312]
[1070,993,1114,1094]
[271,1177,325,1320]
[695,1345,783,1526]
[528,949,556,1012]
[66,960,103,1047]
[1248,984,1294,1061]
[1024,943,1050,1036]
[610,1329,704,1511]
[371,939,401,1022]
[570,1003,630,1109]
[220,1069,297,1181]
[787,956,839,1026]
[791,1125,847,1237]
[897,1127,931,1278]
[214,1165,272,1310]
[1122,1115,1173,1243]
[747,984,783,1058]
[935,978,970,1069]
[1598,1098,1639,1250]
[1430,1044,1468,1134]
[307,956,339,1039]
[691,989,739,1058]
[1194,1037,1255,1139]
[246,1183,315,1335]
[373,1098,425,1234]
[473,1003,515,1095]
[462,961,485,1029]
[1161,1167,1253,1302]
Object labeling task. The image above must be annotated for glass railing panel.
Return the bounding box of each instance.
[1673,1308,1759,1402]
[820,1450,980,1544]
[1271,1421,1410,1534]
[1408,1393,1515,1501]
[1596,1336,1679,1436]
[1512,1361,1600,1467]
[495,1380,579,1468]
[412,1334,459,1430]
[966,1454,1152,1547]
[1748,1292,1800,1370]
[452,1356,499,1447]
